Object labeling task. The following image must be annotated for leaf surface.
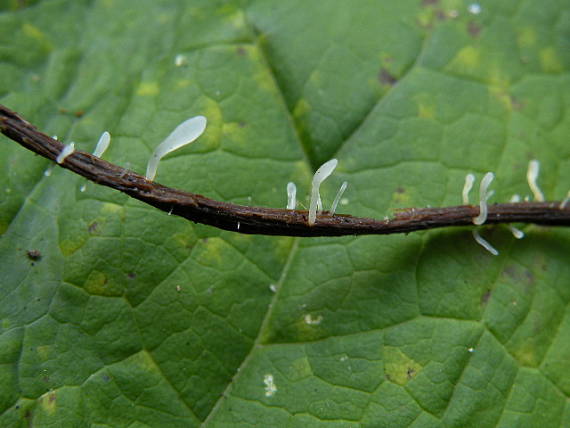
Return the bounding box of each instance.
[1,1,570,427]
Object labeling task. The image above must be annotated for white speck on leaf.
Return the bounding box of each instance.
[269,284,277,293]
[468,3,482,14]
[174,54,187,67]
[264,374,277,397]
[304,314,323,325]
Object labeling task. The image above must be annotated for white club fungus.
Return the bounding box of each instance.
[330,181,348,215]
[308,159,338,225]
[472,230,499,256]
[510,194,521,203]
[473,172,494,225]
[56,142,75,164]
[93,131,111,157]
[462,173,475,204]
[527,160,545,202]
[560,191,570,209]
[508,225,525,239]
[145,116,207,181]
[174,54,187,67]
[468,3,482,15]
[286,182,297,210]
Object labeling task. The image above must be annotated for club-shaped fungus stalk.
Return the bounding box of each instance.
[473,172,494,225]
[560,191,570,209]
[508,225,525,239]
[308,159,338,225]
[145,116,207,181]
[527,160,545,202]
[462,173,475,204]
[472,230,499,255]
[93,131,111,157]
[330,181,348,215]
[287,182,297,210]
[56,142,75,164]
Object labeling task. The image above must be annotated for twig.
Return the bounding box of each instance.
[1,104,569,237]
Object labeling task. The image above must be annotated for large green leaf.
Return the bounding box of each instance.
[1,0,570,426]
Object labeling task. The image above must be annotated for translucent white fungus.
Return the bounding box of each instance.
[56,142,75,164]
[527,160,545,202]
[304,314,323,325]
[145,116,207,181]
[44,166,53,177]
[80,184,87,192]
[560,191,570,209]
[269,284,277,293]
[287,182,297,210]
[510,194,521,203]
[508,225,525,239]
[237,221,240,230]
[308,159,338,225]
[263,374,277,397]
[468,347,475,353]
[93,131,111,157]
[472,229,499,256]
[468,3,482,14]
[174,54,188,67]
[473,172,494,225]
[462,173,475,204]
[330,181,348,215]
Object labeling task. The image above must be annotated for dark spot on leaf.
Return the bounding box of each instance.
[378,68,398,86]
[421,0,438,6]
[88,221,99,234]
[49,392,56,403]
[127,272,136,279]
[236,47,246,56]
[481,289,491,305]
[385,373,392,381]
[510,95,524,111]
[436,10,448,20]
[25,409,32,419]
[238,121,247,128]
[26,249,42,261]
[396,187,405,194]
[407,367,416,379]
[102,374,111,382]
[74,110,85,118]
[467,21,481,37]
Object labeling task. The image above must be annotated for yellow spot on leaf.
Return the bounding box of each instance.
[293,99,311,120]
[39,390,57,414]
[83,271,108,295]
[418,103,435,119]
[384,346,423,385]
[176,79,192,88]
[60,238,87,257]
[540,47,563,73]
[22,23,53,51]
[450,46,480,69]
[136,81,160,96]
[37,345,51,360]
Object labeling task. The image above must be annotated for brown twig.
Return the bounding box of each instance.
[1,104,569,237]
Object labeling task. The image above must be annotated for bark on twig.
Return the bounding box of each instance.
[1,104,569,237]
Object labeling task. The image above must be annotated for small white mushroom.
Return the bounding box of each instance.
[145,116,207,181]
[56,142,75,164]
[507,225,525,239]
[308,159,338,225]
[93,131,111,157]
[510,194,521,203]
[472,230,499,256]
[330,181,348,215]
[473,172,494,225]
[462,173,475,204]
[286,182,297,210]
[527,160,545,202]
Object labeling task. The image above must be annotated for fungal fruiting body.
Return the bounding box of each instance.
[560,191,570,209]
[56,142,75,164]
[330,181,348,215]
[93,131,111,157]
[472,230,499,256]
[508,226,525,239]
[527,160,545,202]
[462,173,475,204]
[473,172,494,225]
[287,182,297,209]
[308,159,338,225]
[263,374,277,397]
[145,116,207,181]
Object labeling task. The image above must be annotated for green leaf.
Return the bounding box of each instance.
[1,0,570,426]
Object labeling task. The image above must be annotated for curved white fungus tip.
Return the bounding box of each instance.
[510,194,521,203]
[80,184,87,192]
[508,225,525,239]
[145,115,207,181]
[93,131,111,157]
[308,159,338,225]
[472,230,499,256]
[527,160,545,202]
[560,191,570,209]
[462,173,475,204]
[287,182,297,210]
[174,54,187,67]
[56,142,75,164]
[330,181,348,215]
[473,172,494,225]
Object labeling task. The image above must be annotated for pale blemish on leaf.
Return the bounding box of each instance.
[517,27,536,47]
[22,23,53,51]
[384,346,423,385]
[449,46,480,69]
[176,79,192,88]
[293,99,311,120]
[39,390,57,414]
[418,103,435,119]
[540,47,564,73]
[59,237,87,257]
[136,81,160,96]
[37,345,51,360]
